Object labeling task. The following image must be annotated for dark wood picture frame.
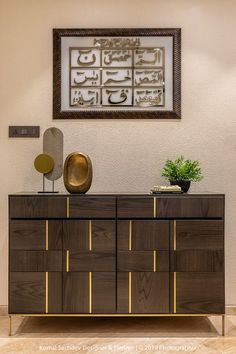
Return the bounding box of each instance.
[53,28,181,119]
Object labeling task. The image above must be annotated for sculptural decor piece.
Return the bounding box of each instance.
[63,152,92,193]
[34,153,54,193]
[53,28,181,119]
[43,127,64,191]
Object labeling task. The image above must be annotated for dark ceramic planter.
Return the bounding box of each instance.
[170,180,191,193]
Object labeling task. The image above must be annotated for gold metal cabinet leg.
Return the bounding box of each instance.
[9,315,12,336]
[222,315,225,336]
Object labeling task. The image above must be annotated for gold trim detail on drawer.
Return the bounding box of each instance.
[129,221,132,251]
[89,220,92,251]
[173,220,177,251]
[128,272,132,313]
[66,197,70,218]
[153,250,156,272]
[45,272,48,314]
[153,197,157,217]
[45,220,49,251]
[174,272,177,313]
[89,272,92,314]
[66,250,69,272]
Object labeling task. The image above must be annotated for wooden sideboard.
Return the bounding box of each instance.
[8,193,225,334]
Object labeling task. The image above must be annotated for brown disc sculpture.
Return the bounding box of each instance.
[63,152,92,193]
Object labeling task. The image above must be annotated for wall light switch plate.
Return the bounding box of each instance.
[9,126,40,138]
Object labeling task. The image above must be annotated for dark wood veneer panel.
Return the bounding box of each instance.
[63,220,89,250]
[171,250,224,272]
[10,196,67,218]
[63,272,89,313]
[117,197,154,218]
[132,272,169,313]
[118,220,169,250]
[157,197,224,218]
[9,272,45,313]
[69,197,116,218]
[118,251,169,271]
[48,272,62,313]
[176,272,224,314]
[117,272,169,313]
[10,251,62,272]
[63,220,115,251]
[171,220,224,250]
[92,273,116,313]
[64,251,115,272]
[10,220,46,250]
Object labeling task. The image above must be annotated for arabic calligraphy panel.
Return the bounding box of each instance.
[102,88,132,106]
[134,48,164,67]
[71,48,101,67]
[71,69,101,87]
[102,69,132,87]
[134,69,164,87]
[70,88,101,107]
[102,50,132,67]
[55,29,181,118]
[133,88,164,107]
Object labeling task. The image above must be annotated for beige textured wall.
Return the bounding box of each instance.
[0,0,236,306]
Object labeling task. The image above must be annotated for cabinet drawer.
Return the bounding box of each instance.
[10,220,62,250]
[118,251,169,272]
[171,250,224,272]
[9,196,67,218]
[173,272,224,314]
[117,196,224,219]
[118,220,169,250]
[64,251,115,272]
[63,272,116,313]
[10,250,62,271]
[157,196,224,218]
[171,220,224,250]
[9,272,62,314]
[117,197,155,218]
[69,196,116,218]
[63,220,115,251]
[117,272,169,313]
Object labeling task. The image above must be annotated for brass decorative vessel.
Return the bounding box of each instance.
[63,152,92,193]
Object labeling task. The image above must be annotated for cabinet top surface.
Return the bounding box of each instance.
[9,191,225,197]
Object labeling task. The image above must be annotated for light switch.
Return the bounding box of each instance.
[9,126,40,138]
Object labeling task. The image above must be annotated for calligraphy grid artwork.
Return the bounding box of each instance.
[53,29,181,119]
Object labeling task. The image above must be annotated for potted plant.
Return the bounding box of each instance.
[161,156,203,192]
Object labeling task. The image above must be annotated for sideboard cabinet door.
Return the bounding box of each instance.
[62,219,116,314]
[117,220,170,313]
[9,220,63,314]
[170,220,224,314]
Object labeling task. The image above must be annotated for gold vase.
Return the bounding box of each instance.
[63,152,92,193]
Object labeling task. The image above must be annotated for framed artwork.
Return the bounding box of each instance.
[53,28,181,119]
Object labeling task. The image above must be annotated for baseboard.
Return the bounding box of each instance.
[0,305,235,316]
[225,306,236,315]
[0,306,8,316]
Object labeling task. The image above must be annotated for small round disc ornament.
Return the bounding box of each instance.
[34,154,54,174]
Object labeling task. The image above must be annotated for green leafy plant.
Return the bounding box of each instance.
[161,156,203,182]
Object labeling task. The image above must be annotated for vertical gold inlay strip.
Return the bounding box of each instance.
[67,197,70,218]
[46,220,49,251]
[153,197,157,217]
[129,221,132,251]
[45,272,48,314]
[153,250,156,272]
[89,220,92,251]
[89,272,92,313]
[174,272,177,313]
[66,250,69,272]
[128,272,132,313]
[173,220,177,251]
